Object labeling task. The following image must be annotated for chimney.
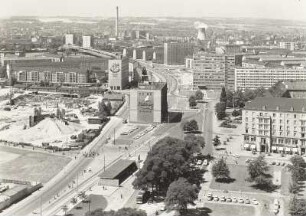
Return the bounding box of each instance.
[116,6,119,38]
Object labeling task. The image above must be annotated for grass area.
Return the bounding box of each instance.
[0,145,71,183]
[210,164,277,193]
[67,194,107,216]
[183,203,255,216]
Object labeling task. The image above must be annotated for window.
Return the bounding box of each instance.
[273,113,276,117]
[294,114,297,118]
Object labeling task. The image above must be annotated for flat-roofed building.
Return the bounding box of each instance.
[108,57,129,90]
[164,42,194,65]
[243,97,306,155]
[235,67,306,91]
[192,52,242,90]
[130,82,168,123]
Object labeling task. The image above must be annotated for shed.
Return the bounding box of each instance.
[99,159,138,187]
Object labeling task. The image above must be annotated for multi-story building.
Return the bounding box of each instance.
[164,42,194,65]
[130,82,168,123]
[192,52,242,90]
[234,67,306,91]
[279,41,296,51]
[65,34,74,45]
[108,57,129,90]
[82,36,92,48]
[243,97,306,155]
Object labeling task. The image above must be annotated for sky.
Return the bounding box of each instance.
[1,0,306,21]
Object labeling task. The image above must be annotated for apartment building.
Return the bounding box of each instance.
[192,52,242,90]
[235,67,306,91]
[242,97,306,155]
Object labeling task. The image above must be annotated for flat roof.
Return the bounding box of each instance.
[244,97,306,112]
[99,159,136,179]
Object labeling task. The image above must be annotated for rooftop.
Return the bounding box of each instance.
[244,97,306,112]
[99,159,136,179]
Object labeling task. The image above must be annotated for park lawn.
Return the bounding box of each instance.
[210,164,277,193]
[67,194,107,216]
[0,146,71,183]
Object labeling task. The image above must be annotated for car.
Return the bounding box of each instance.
[232,197,238,203]
[276,162,281,166]
[238,198,244,203]
[197,160,203,165]
[273,208,279,214]
[245,198,250,204]
[282,162,286,166]
[207,196,213,201]
[226,198,232,202]
[207,193,212,197]
[220,196,226,202]
[252,199,259,205]
[213,196,219,201]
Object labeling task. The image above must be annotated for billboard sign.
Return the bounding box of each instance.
[137,91,154,122]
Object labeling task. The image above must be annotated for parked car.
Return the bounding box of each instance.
[213,196,219,201]
[226,198,232,202]
[207,196,213,201]
[220,196,226,202]
[232,197,238,203]
[238,198,244,203]
[245,199,251,204]
[252,198,259,205]
[203,159,208,166]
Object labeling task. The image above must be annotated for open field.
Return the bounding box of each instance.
[0,145,71,183]
[210,164,282,193]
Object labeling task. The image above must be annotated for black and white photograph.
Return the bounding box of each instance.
[0,0,305,215]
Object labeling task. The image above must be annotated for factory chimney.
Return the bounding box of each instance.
[115,6,119,38]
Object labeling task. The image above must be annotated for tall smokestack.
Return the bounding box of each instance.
[115,6,119,38]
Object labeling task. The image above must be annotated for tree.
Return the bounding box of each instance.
[98,99,111,118]
[189,95,197,107]
[184,134,205,151]
[247,156,274,191]
[183,120,199,133]
[220,87,227,103]
[133,137,201,195]
[212,158,230,181]
[71,197,78,205]
[215,102,226,120]
[165,178,199,213]
[213,135,221,146]
[288,156,306,182]
[195,90,204,100]
[289,196,306,216]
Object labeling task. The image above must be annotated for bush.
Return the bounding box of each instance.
[232,109,242,117]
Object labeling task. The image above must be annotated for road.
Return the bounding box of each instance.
[0,101,128,216]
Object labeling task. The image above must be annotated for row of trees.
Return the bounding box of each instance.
[288,156,306,216]
[133,135,205,213]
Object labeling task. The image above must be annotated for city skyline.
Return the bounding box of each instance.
[1,0,306,21]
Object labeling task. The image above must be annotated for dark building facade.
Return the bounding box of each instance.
[130,82,167,123]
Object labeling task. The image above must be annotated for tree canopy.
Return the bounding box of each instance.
[165,177,199,213]
[183,119,199,133]
[212,158,230,181]
[133,136,203,194]
[220,87,227,103]
[189,95,197,107]
[215,102,226,120]
[195,90,204,100]
[289,196,306,216]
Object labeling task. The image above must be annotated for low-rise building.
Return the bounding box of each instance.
[242,97,306,155]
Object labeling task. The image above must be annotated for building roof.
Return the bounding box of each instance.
[283,81,306,91]
[99,159,136,179]
[244,97,306,112]
[2,185,28,197]
[138,82,166,90]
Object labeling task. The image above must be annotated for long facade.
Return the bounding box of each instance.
[235,67,306,91]
[242,97,306,155]
[164,42,194,65]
